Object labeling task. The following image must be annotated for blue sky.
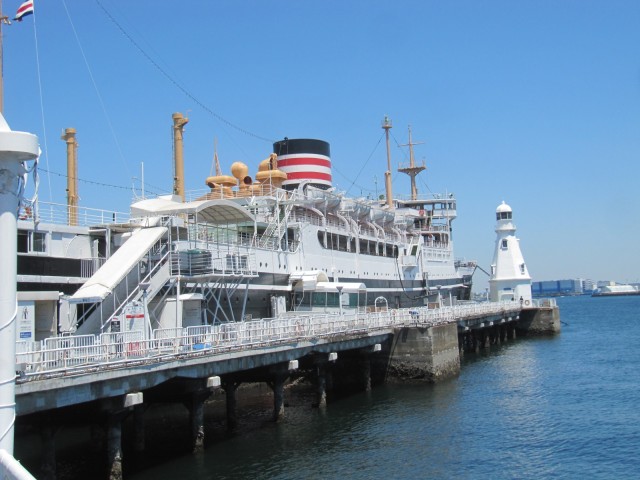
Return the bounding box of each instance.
[4,0,639,290]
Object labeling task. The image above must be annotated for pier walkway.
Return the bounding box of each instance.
[15,301,520,415]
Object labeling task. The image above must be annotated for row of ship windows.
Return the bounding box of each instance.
[317,232,399,258]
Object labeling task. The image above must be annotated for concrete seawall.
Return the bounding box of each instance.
[517,306,561,335]
[386,304,561,382]
[387,323,461,382]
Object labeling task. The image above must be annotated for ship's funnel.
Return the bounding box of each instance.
[272,138,331,190]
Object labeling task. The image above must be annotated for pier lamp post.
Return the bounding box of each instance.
[0,115,39,454]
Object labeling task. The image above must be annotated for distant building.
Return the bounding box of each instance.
[532,279,583,297]
[582,279,595,293]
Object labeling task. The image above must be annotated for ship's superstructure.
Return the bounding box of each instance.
[14,117,473,339]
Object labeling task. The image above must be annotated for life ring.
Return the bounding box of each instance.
[524,300,530,306]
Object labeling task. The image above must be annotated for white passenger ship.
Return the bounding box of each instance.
[15,116,474,341]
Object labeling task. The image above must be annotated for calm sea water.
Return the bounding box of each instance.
[18,296,640,479]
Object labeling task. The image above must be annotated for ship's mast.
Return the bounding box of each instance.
[62,128,78,226]
[382,116,394,209]
[398,125,425,201]
[172,112,188,202]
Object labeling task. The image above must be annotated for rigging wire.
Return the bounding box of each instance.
[61,0,133,182]
[95,0,275,144]
[343,131,384,197]
[39,167,166,196]
[31,7,50,203]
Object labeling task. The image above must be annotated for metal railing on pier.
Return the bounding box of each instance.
[16,302,520,381]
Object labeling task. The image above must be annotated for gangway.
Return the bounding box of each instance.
[69,226,169,335]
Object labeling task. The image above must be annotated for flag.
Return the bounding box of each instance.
[14,1,34,22]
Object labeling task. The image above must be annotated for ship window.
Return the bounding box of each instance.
[501,239,508,249]
[17,231,28,253]
[31,231,47,253]
[520,263,526,274]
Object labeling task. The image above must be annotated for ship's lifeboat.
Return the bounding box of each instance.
[370,207,394,225]
[355,199,371,219]
[306,185,342,209]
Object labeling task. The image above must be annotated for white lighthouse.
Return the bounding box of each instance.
[489,201,532,306]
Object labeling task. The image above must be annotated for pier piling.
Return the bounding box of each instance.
[268,364,290,422]
[39,415,56,480]
[133,405,145,453]
[222,379,240,431]
[189,389,211,453]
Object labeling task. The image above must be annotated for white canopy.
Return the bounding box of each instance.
[130,197,254,225]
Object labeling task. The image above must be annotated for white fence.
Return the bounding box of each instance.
[16,302,520,380]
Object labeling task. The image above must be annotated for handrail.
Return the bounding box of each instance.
[101,249,172,332]
[15,301,521,380]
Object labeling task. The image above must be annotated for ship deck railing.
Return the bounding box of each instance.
[19,201,130,227]
[15,301,521,381]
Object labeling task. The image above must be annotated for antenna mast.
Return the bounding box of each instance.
[398,125,426,201]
